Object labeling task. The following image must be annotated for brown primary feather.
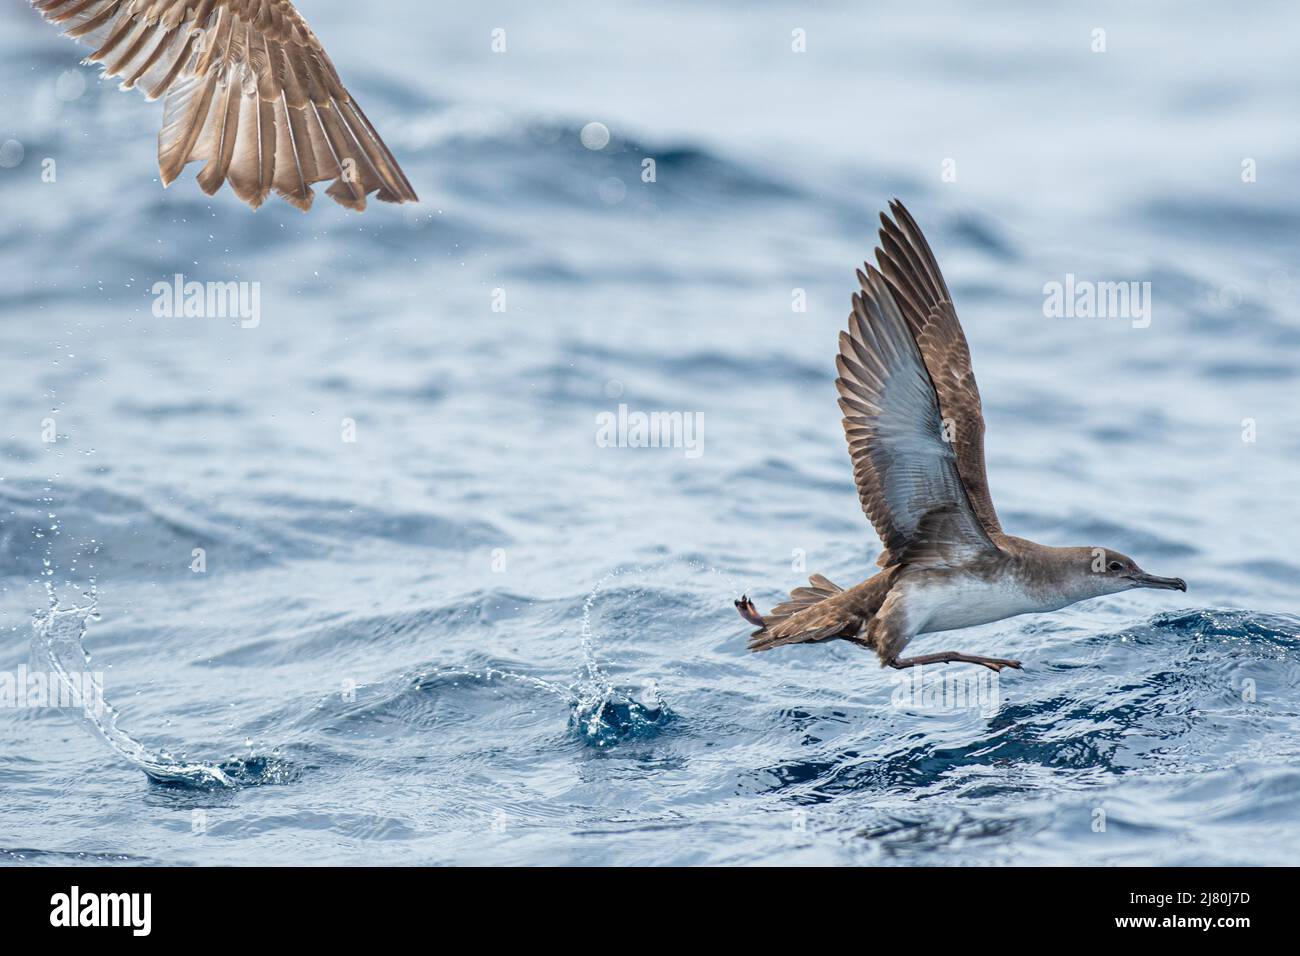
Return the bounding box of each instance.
[835,265,994,568]
[873,201,1001,537]
[31,0,419,212]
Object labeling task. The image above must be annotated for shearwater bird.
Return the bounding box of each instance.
[30,0,418,211]
[735,201,1186,672]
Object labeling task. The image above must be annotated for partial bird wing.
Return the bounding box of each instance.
[32,0,419,212]
[836,264,996,568]
[871,200,1001,536]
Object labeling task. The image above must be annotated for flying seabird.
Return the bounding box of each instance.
[31,0,419,211]
[735,201,1186,672]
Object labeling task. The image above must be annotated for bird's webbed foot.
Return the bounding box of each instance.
[735,595,765,627]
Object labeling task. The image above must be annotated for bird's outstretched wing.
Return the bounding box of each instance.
[32,0,419,211]
[872,200,1001,536]
[836,261,995,569]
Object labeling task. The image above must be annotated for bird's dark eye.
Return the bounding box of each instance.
[1108,561,1123,572]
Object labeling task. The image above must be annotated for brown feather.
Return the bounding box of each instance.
[88,12,147,67]
[35,0,419,212]
[158,72,216,185]
[65,2,119,39]
[835,261,994,568]
[339,99,418,202]
[145,30,198,99]
[270,96,312,210]
[873,201,1003,538]
[747,570,897,652]
[224,74,265,205]
[313,101,371,210]
[195,65,240,194]
[119,25,173,90]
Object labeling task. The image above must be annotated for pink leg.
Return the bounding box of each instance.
[887,651,1022,673]
[734,596,765,627]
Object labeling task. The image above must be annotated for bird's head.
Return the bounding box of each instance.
[1075,548,1186,598]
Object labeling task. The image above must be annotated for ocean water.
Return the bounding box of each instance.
[1,0,1298,866]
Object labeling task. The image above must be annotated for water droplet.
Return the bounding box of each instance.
[0,139,25,169]
[597,176,627,205]
[55,70,86,102]
[580,121,610,150]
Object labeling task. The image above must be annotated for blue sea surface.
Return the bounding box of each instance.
[1,0,1298,865]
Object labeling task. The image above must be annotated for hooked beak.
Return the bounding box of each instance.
[1130,572,1187,592]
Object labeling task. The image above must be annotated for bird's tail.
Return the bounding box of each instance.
[737,574,859,651]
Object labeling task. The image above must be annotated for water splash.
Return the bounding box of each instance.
[29,463,265,789]
[409,562,725,748]
[568,677,667,749]
[408,632,667,749]
[565,560,740,747]
[29,601,291,789]
[29,558,726,790]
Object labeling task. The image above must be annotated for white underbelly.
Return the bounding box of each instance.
[909,573,1058,635]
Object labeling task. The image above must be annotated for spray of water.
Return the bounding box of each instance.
[31,600,238,788]
[30,557,731,786]
[567,558,744,745]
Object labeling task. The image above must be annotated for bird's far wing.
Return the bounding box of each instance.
[32,0,419,211]
[836,265,996,568]
[872,200,1002,536]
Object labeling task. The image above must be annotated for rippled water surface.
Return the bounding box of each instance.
[1,1,1298,865]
